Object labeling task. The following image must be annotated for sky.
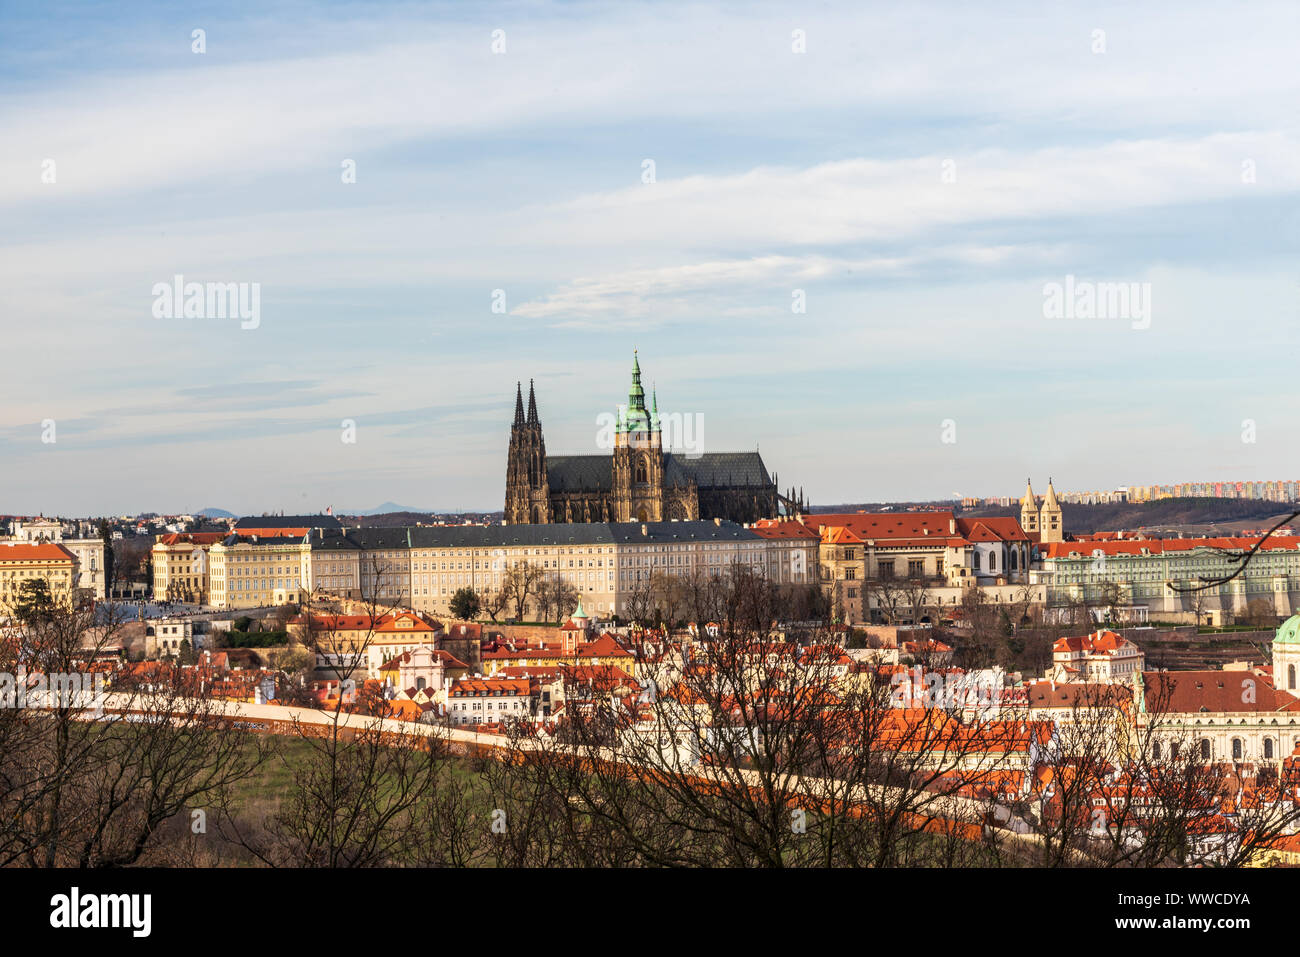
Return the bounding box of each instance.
[1,0,1298,516]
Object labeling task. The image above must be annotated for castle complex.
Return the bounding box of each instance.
[504,352,802,525]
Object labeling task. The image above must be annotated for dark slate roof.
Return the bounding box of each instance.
[235,514,342,530]
[308,521,760,551]
[665,452,770,488]
[221,532,318,546]
[603,521,761,543]
[545,455,613,492]
[309,527,409,551]
[544,451,771,492]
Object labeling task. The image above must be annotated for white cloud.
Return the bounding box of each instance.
[510,246,1062,322]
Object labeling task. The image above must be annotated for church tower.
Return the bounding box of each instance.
[1039,477,1063,543]
[1019,479,1039,536]
[505,380,551,524]
[612,350,664,522]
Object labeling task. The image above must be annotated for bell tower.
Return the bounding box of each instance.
[505,380,551,524]
[1040,477,1063,543]
[612,350,664,522]
[1020,478,1039,536]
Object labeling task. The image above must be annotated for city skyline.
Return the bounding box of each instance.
[3,0,1299,516]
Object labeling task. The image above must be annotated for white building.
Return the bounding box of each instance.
[1046,629,1145,684]
[447,676,533,727]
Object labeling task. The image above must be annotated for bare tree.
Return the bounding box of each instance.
[0,585,269,867]
[216,547,445,866]
[897,575,938,625]
[480,569,1018,867]
[501,561,544,620]
[1011,675,1300,867]
[482,585,510,623]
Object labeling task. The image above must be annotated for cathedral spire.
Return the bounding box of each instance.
[527,379,539,426]
[1042,477,1060,510]
[628,349,646,412]
[513,381,525,427]
[618,350,652,435]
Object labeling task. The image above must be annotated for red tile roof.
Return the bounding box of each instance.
[805,510,1028,547]
[1041,536,1300,559]
[157,532,226,546]
[1143,670,1300,714]
[750,519,820,540]
[449,677,531,697]
[1053,629,1137,656]
[0,543,75,561]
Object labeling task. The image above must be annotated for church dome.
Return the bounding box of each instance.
[1276,614,1300,646]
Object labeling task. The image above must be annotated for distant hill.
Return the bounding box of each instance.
[198,507,236,518]
[344,510,505,528]
[341,502,434,516]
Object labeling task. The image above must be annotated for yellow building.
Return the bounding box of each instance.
[207,535,312,609]
[0,542,78,612]
[803,511,1033,625]
[151,532,225,603]
[307,519,803,621]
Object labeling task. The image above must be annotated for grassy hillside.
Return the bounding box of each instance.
[965,497,1293,536]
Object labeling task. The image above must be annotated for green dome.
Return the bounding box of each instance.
[1275,614,1300,646]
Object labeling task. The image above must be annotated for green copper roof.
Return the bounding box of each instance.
[628,350,646,408]
[1276,614,1300,646]
[618,350,655,433]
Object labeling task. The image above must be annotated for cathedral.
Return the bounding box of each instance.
[504,352,803,525]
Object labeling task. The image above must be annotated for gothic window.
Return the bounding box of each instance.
[635,457,648,484]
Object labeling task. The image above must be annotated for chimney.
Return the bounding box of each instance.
[641,524,648,536]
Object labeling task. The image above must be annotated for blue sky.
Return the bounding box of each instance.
[2,0,1298,515]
